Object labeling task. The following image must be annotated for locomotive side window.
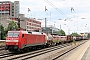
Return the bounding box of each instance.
[22,34,24,38]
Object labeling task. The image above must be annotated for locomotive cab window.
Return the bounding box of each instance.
[7,32,20,37]
[22,34,24,38]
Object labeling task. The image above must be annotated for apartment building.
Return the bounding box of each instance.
[0,1,19,18]
[26,18,41,32]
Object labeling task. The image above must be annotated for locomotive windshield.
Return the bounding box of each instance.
[7,32,20,37]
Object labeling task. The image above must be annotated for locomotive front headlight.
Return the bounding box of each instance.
[6,40,10,42]
[6,40,18,42]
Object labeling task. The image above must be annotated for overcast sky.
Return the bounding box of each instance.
[1,0,90,35]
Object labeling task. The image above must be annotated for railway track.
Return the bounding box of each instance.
[0,40,87,60]
[0,53,14,59]
[0,46,10,55]
[0,43,71,60]
[0,46,5,50]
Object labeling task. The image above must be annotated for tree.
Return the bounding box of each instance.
[70,33,79,36]
[0,25,5,40]
[7,20,18,31]
[87,33,90,38]
[57,29,66,36]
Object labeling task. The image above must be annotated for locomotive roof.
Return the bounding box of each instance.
[8,31,28,34]
[8,31,45,35]
[29,31,46,35]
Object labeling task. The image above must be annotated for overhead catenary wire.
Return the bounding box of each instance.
[62,0,79,19]
[44,0,69,18]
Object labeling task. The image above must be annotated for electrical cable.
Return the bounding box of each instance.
[44,0,69,18]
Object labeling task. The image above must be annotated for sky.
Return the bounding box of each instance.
[1,0,90,35]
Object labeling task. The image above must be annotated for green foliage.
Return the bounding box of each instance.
[57,29,66,36]
[70,33,79,36]
[73,39,76,45]
[87,33,90,38]
[7,20,18,31]
[0,25,5,40]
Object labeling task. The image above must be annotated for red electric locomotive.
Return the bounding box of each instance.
[5,30,48,52]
